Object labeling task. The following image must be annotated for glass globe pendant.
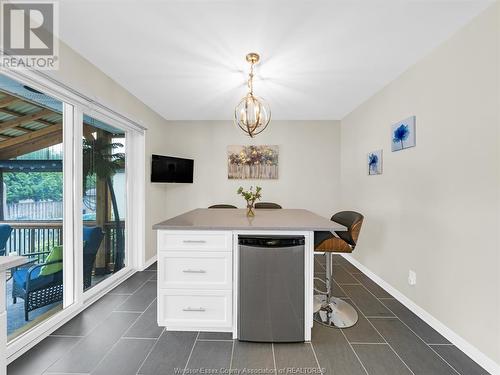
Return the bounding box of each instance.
[234,53,271,138]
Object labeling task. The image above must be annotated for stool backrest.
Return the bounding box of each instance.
[255,202,282,209]
[331,211,364,248]
[208,204,237,209]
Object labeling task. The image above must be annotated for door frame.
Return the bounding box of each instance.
[0,68,146,362]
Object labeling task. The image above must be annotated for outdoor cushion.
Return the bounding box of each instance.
[40,245,63,276]
[83,227,103,254]
[13,267,60,290]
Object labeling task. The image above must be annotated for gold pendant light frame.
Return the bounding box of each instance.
[234,53,271,138]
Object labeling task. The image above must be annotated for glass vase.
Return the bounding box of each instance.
[246,203,255,217]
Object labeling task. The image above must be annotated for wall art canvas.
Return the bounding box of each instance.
[368,150,383,175]
[391,116,416,151]
[227,145,279,179]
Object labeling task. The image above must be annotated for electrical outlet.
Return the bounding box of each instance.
[408,270,417,286]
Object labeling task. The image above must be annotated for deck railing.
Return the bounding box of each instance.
[3,220,125,265]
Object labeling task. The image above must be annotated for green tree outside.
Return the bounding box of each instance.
[3,172,63,203]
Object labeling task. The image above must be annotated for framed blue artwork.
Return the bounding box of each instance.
[391,116,416,151]
[368,150,382,175]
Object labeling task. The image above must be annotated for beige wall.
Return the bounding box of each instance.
[36,5,499,366]
[44,44,342,261]
[340,4,500,365]
[159,120,341,218]
[45,41,169,262]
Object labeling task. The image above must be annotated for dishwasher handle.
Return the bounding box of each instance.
[238,235,305,248]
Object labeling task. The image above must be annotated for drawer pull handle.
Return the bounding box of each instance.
[183,240,207,244]
[183,269,206,273]
[183,307,206,312]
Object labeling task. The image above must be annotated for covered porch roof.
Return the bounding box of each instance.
[0,75,124,160]
[0,91,62,160]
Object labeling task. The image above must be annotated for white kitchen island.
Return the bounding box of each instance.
[153,208,345,342]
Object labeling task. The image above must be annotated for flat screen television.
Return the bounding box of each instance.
[151,154,194,183]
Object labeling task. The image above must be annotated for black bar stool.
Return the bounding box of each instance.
[254,202,282,209]
[314,211,364,328]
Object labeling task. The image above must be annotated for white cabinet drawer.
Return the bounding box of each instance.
[158,251,232,290]
[158,231,231,251]
[158,289,232,329]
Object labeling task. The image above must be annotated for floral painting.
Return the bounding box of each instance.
[227,145,279,179]
[391,116,416,151]
[368,150,383,175]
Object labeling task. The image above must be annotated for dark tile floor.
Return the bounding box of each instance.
[8,256,489,375]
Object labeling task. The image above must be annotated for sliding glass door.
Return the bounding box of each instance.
[0,70,143,359]
[0,75,65,340]
[82,115,127,291]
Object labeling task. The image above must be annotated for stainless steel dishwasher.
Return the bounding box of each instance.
[238,235,305,342]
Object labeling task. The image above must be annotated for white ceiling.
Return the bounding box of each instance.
[58,0,492,121]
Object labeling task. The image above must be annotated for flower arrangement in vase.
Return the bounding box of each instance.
[237,186,262,217]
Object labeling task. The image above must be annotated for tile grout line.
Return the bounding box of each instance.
[308,342,322,373]
[121,297,157,338]
[87,298,156,373]
[136,327,166,375]
[350,272,392,298]
[271,343,277,375]
[427,347,464,375]
[337,259,463,375]
[182,331,200,375]
[333,260,415,375]
[339,328,370,375]
[35,335,84,375]
[338,260,465,375]
[316,254,369,375]
[111,276,155,307]
[48,334,84,338]
[229,338,235,371]
[21,272,155,375]
[43,294,144,374]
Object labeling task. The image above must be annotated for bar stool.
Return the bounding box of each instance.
[314,211,364,328]
[255,202,282,209]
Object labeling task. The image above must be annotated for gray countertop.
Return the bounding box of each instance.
[153,208,346,232]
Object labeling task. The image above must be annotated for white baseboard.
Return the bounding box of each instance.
[341,254,500,375]
[140,254,157,271]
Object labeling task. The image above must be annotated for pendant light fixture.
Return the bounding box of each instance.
[234,53,271,138]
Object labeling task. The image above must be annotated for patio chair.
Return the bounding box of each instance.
[82,226,105,290]
[12,226,104,321]
[0,224,12,256]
